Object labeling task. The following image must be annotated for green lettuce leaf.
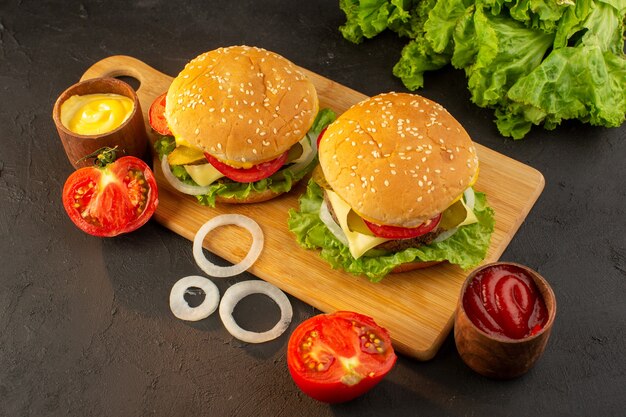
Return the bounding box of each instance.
[288,180,495,282]
[340,0,626,139]
[457,7,555,108]
[155,108,336,207]
[339,0,421,43]
[499,2,626,137]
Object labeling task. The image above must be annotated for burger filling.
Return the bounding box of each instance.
[320,186,478,260]
[154,108,335,206]
[288,179,495,282]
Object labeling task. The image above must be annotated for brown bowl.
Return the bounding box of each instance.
[454,262,556,379]
[52,77,148,169]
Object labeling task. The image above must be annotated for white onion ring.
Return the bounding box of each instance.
[219,280,293,343]
[161,155,212,195]
[433,227,458,243]
[464,187,476,211]
[319,200,349,246]
[169,276,220,321]
[193,214,264,278]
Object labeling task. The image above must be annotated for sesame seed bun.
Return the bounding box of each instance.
[165,45,319,167]
[318,92,479,228]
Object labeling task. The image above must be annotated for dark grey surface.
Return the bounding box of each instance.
[1,1,625,416]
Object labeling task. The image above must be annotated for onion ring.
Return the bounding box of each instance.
[193,214,264,277]
[319,200,349,246]
[219,280,293,343]
[169,275,220,321]
[161,155,212,195]
[464,187,476,211]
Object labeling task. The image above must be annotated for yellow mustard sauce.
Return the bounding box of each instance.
[61,93,134,135]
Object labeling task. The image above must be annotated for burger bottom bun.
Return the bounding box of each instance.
[391,260,443,274]
[215,179,302,204]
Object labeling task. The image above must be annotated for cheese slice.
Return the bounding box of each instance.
[183,164,224,187]
[325,190,390,259]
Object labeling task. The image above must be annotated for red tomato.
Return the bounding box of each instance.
[62,156,158,237]
[205,151,288,183]
[316,127,327,147]
[287,311,396,403]
[364,213,442,239]
[149,92,172,136]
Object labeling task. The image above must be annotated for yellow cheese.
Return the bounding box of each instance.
[325,190,390,259]
[183,164,224,187]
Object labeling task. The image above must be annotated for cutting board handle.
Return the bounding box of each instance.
[80,55,171,102]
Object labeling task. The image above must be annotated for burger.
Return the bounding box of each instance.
[150,45,335,205]
[288,92,495,281]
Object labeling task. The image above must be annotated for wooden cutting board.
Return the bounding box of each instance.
[81,55,544,360]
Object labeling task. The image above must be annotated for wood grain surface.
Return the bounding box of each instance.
[81,55,545,360]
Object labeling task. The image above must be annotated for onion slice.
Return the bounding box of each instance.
[161,155,212,195]
[219,280,293,343]
[169,275,220,321]
[193,214,264,278]
[464,187,475,211]
[319,200,349,246]
[432,227,458,243]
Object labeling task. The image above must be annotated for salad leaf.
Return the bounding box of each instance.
[339,0,420,43]
[288,180,495,282]
[340,0,626,138]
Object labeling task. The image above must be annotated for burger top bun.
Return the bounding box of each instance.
[318,92,479,228]
[165,45,319,166]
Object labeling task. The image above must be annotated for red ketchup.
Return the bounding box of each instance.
[463,264,548,340]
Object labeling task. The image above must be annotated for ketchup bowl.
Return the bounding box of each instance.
[454,262,556,379]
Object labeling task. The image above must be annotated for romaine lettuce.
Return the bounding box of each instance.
[340,0,626,139]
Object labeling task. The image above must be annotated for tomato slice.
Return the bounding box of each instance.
[62,156,159,237]
[287,311,396,403]
[364,213,442,239]
[205,151,289,183]
[316,127,328,147]
[149,92,172,136]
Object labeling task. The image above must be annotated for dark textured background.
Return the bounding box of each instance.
[1,1,625,416]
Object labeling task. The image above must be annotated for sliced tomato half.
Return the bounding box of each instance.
[287,311,396,403]
[62,156,158,237]
[149,92,172,136]
[364,213,442,240]
[205,151,288,183]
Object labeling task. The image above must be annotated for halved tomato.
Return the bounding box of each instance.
[364,213,442,239]
[149,92,172,136]
[62,156,158,237]
[205,151,288,183]
[287,311,396,403]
